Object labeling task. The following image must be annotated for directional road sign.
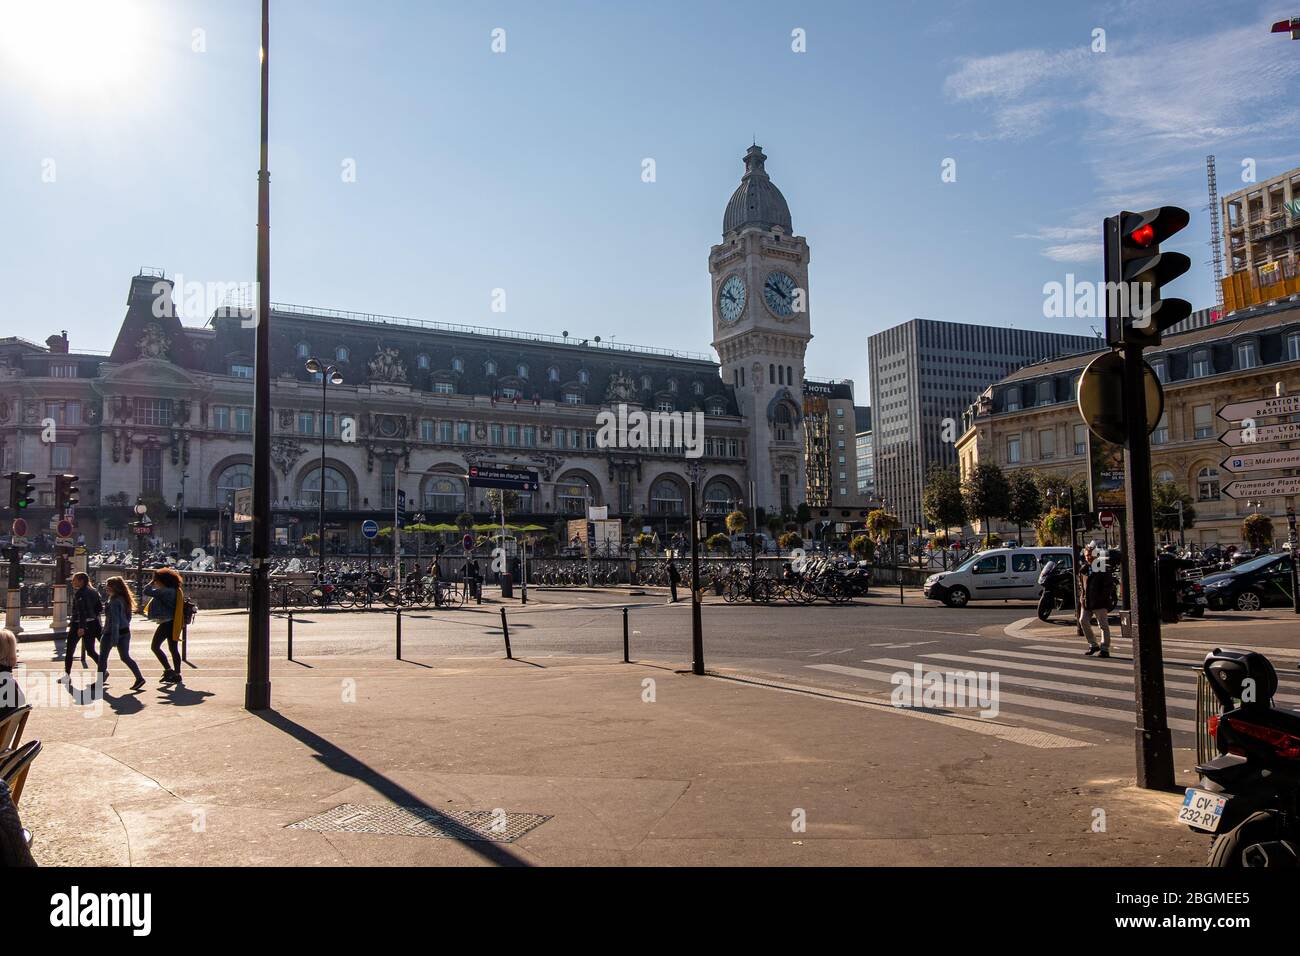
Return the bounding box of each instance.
[466,465,541,492]
[1218,394,1300,421]
[1222,476,1300,499]
[1221,449,1300,473]
[1219,422,1300,446]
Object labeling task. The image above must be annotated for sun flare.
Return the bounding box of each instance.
[0,0,147,98]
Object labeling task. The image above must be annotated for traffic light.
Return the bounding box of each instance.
[7,472,35,511]
[54,473,80,512]
[1104,206,1192,347]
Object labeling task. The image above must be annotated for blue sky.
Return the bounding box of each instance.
[2,0,1298,393]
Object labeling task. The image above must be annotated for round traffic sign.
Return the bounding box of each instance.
[57,518,74,537]
[1077,351,1163,446]
[462,533,474,551]
[1099,510,1116,529]
[11,517,26,537]
[362,519,379,540]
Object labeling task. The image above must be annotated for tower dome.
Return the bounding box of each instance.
[722,145,792,236]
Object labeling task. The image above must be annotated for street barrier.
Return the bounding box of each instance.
[500,607,512,659]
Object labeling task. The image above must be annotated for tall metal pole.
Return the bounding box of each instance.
[1120,342,1174,790]
[689,480,703,675]
[748,479,757,598]
[244,0,272,712]
[317,372,327,582]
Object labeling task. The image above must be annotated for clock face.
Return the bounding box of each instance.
[763,271,799,317]
[717,275,746,324]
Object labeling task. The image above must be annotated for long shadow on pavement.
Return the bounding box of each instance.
[251,709,530,867]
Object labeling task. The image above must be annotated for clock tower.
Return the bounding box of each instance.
[709,145,811,514]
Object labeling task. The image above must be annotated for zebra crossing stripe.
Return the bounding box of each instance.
[919,651,1189,688]
[809,663,1196,732]
[980,648,1199,681]
[862,657,1198,714]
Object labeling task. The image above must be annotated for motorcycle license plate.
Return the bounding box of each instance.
[1177,788,1227,832]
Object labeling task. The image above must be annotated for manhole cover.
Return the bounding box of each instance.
[287,804,550,843]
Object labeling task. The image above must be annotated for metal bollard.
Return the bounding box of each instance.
[287,610,294,661]
[182,621,189,664]
[395,608,402,660]
[622,606,629,663]
[500,606,512,659]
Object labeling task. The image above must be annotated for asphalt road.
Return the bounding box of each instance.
[37,590,1300,754]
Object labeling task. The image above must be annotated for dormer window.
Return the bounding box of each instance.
[451,356,464,373]
[1005,387,1021,412]
[578,369,589,385]
[485,360,497,376]
[1037,380,1053,406]
[1191,350,1211,378]
[295,342,310,359]
[693,382,704,396]
[417,353,430,370]
[667,379,678,393]
[335,347,349,362]
[707,401,726,416]
[1236,339,1259,370]
[641,375,652,391]
[547,366,560,382]
[517,363,528,379]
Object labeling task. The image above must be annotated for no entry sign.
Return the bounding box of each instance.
[1099,511,1116,529]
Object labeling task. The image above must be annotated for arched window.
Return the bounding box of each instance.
[451,356,464,373]
[641,375,652,391]
[693,381,704,396]
[548,366,560,382]
[769,364,775,384]
[786,365,793,385]
[335,347,349,362]
[422,475,466,513]
[295,342,310,359]
[667,378,678,393]
[774,403,794,441]
[578,369,590,385]
[304,466,349,509]
[1191,350,1211,378]
[650,478,684,515]
[517,363,528,379]
[485,359,497,376]
[703,481,735,515]
[1197,466,1220,502]
[558,478,592,516]
[1037,380,1054,406]
[1155,468,1175,485]
[417,353,430,370]
[215,462,252,506]
[778,366,785,385]
[1005,387,1022,412]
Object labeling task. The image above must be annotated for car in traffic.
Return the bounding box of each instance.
[924,546,1075,608]
[1200,552,1296,612]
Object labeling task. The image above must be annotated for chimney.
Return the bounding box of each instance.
[46,331,69,354]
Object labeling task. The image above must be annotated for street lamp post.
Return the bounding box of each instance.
[132,498,149,601]
[304,358,343,582]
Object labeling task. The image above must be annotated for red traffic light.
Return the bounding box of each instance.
[1129,223,1155,247]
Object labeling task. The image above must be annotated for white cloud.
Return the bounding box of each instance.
[1041,242,1098,262]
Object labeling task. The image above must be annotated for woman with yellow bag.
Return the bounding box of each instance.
[143,567,185,684]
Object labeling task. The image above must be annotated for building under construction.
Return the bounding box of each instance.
[1220,164,1300,311]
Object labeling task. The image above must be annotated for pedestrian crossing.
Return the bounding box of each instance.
[805,637,1300,743]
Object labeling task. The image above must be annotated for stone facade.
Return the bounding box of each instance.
[956,302,1300,547]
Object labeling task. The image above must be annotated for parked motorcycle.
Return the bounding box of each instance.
[1036,559,1075,621]
[1183,648,1300,867]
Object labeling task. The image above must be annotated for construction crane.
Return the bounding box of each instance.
[1206,154,1225,316]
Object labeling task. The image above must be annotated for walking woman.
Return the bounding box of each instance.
[143,567,185,684]
[102,576,146,690]
[64,572,102,681]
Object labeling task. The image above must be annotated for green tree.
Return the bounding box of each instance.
[455,512,475,533]
[1033,472,1088,514]
[1242,513,1274,550]
[1005,470,1044,544]
[724,510,747,535]
[864,508,900,544]
[962,462,1011,547]
[1036,507,1071,546]
[1152,481,1196,537]
[485,489,520,520]
[706,533,732,554]
[922,464,966,538]
[778,531,803,550]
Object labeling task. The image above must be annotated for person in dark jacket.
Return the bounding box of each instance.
[1079,543,1113,657]
[143,567,184,684]
[101,576,146,690]
[0,628,24,724]
[64,572,102,680]
[667,559,681,603]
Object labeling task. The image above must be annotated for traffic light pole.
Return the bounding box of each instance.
[1120,341,1175,790]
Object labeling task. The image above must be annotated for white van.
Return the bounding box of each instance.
[923,546,1074,608]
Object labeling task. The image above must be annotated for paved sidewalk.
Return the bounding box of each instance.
[15,640,1204,866]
